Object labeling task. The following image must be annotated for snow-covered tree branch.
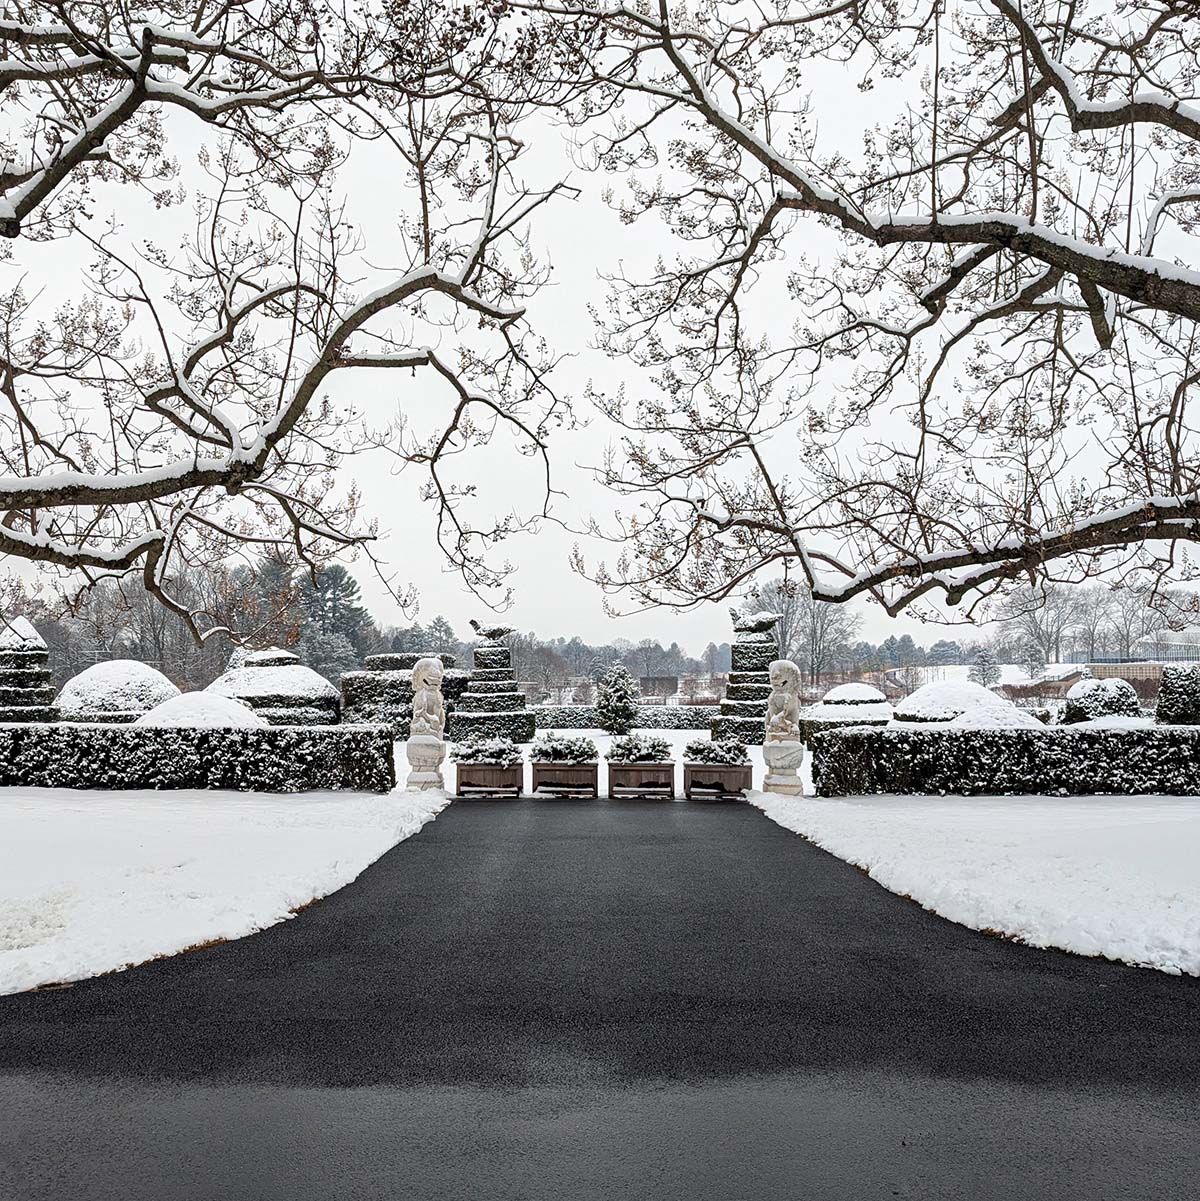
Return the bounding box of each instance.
[545,0,1200,617]
[0,1,584,634]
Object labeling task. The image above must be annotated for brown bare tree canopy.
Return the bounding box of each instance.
[541,0,1200,618]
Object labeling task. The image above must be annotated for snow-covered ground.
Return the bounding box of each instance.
[752,791,1200,976]
[0,786,447,995]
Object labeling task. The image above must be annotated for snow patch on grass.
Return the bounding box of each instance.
[0,785,447,994]
[751,791,1200,977]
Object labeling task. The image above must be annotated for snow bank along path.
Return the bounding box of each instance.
[752,791,1200,977]
[0,787,447,995]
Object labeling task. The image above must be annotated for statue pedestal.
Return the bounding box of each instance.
[406,734,446,791]
[763,739,804,795]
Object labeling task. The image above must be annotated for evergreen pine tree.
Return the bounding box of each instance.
[967,646,1001,688]
[596,665,641,734]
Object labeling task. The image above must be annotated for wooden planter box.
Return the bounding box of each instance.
[455,762,522,798]
[684,763,752,800]
[532,761,599,798]
[607,762,675,799]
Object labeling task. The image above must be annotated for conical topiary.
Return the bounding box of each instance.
[596,665,641,735]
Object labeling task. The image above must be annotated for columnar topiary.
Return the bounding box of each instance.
[596,665,641,734]
[1155,665,1200,725]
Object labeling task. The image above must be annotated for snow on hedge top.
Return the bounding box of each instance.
[1066,677,1133,700]
[208,663,338,701]
[1076,714,1155,730]
[0,615,44,651]
[135,692,268,728]
[58,660,180,718]
[822,682,887,704]
[894,680,1013,722]
[245,647,300,667]
[950,705,1046,729]
[801,700,893,722]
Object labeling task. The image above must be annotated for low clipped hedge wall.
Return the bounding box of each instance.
[532,704,719,730]
[813,725,1200,797]
[0,723,395,793]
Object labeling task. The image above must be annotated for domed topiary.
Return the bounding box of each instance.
[1062,677,1140,724]
[57,660,180,723]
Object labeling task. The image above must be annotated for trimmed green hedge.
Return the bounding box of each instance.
[812,724,1200,797]
[532,704,719,730]
[0,723,395,792]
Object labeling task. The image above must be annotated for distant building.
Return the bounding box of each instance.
[1132,628,1200,662]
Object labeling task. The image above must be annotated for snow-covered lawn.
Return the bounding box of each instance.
[0,786,447,995]
[753,791,1200,976]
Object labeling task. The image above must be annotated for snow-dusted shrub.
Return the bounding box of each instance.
[135,693,267,728]
[596,665,641,734]
[0,724,394,792]
[606,733,672,763]
[813,724,1200,797]
[58,660,180,722]
[447,711,535,742]
[530,733,598,763]
[1062,677,1140,725]
[893,680,1011,723]
[683,737,749,765]
[1155,666,1200,725]
[450,737,522,766]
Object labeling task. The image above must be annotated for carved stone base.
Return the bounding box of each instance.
[763,739,805,795]
[406,734,446,790]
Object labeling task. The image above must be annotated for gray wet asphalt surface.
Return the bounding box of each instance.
[1,797,1198,1200]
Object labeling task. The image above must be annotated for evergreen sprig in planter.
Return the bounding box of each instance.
[683,738,752,800]
[451,737,523,798]
[530,733,599,798]
[606,734,675,799]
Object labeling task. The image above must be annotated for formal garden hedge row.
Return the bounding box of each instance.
[0,724,395,793]
[813,725,1200,797]
[531,704,719,729]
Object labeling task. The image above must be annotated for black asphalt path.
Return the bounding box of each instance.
[2,798,1198,1200]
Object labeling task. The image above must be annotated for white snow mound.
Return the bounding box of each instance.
[135,692,268,728]
[950,706,1046,730]
[208,664,338,701]
[895,679,1012,722]
[822,682,887,704]
[58,660,180,719]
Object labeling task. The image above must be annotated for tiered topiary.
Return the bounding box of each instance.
[0,616,56,722]
[340,651,467,736]
[207,648,340,725]
[799,682,892,744]
[711,610,779,743]
[1155,665,1200,724]
[447,630,535,743]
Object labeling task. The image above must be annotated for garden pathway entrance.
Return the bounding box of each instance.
[2,798,1198,1198]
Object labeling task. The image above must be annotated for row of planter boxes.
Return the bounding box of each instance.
[455,760,752,800]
